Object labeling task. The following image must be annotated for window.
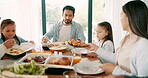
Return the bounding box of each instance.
[92,0,105,43]
[45,0,88,42]
[0,0,42,43]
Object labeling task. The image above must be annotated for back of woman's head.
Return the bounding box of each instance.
[1,19,15,30]
[98,21,114,43]
[122,0,148,39]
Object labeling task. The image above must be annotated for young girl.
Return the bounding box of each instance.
[0,19,34,59]
[86,21,114,58]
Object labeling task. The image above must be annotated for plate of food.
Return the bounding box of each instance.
[4,43,35,59]
[74,62,103,74]
[42,42,68,47]
[1,60,48,78]
[45,56,73,66]
[49,46,67,52]
[42,42,68,50]
[71,48,89,55]
[4,48,27,59]
[13,42,35,51]
[68,39,88,47]
[19,53,50,64]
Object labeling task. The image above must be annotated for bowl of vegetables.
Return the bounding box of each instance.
[1,60,47,78]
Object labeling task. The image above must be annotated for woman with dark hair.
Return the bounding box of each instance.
[85,0,148,76]
[0,19,34,59]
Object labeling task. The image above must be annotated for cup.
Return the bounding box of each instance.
[72,56,81,65]
[63,70,78,78]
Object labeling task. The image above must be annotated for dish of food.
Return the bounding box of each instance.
[13,42,35,51]
[45,56,73,66]
[4,42,35,59]
[42,42,67,47]
[4,48,27,59]
[74,62,103,74]
[49,46,67,52]
[68,39,88,47]
[1,60,47,78]
[5,48,24,55]
[19,53,50,64]
[71,48,89,55]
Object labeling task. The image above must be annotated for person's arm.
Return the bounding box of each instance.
[96,47,116,64]
[43,23,55,40]
[113,38,148,76]
[85,43,116,64]
[0,44,7,59]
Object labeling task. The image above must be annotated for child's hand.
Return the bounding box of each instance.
[87,52,98,58]
[4,39,16,49]
[85,43,99,51]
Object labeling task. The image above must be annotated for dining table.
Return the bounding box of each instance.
[45,49,107,78]
[0,47,108,78]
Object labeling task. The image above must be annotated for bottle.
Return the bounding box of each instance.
[53,51,58,56]
[59,52,62,56]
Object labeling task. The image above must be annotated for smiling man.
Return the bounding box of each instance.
[42,5,86,43]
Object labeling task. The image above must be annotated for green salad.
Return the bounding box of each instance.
[7,60,47,75]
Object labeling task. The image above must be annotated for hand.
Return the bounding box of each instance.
[4,39,16,49]
[29,40,34,44]
[99,63,116,74]
[85,43,99,51]
[103,75,125,78]
[87,52,98,58]
[42,37,50,43]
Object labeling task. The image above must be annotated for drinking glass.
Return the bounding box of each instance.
[63,70,78,78]
[72,56,81,65]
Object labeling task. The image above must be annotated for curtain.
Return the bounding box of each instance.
[0,0,42,44]
[104,0,128,49]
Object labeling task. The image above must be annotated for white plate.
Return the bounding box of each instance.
[5,42,35,56]
[71,48,89,54]
[13,42,35,51]
[42,42,65,47]
[19,53,50,64]
[45,56,73,66]
[74,62,103,74]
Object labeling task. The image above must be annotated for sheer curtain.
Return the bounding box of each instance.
[0,0,42,44]
[104,0,128,49]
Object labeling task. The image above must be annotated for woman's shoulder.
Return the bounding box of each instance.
[132,37,148,56]
[137,37,148,46]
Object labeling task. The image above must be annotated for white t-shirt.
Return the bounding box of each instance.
[58,25,71,42]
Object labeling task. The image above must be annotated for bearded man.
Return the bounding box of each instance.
[42,5,86,42]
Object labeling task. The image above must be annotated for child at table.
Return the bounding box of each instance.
[86,21,115,58]
[0,19,34,59]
